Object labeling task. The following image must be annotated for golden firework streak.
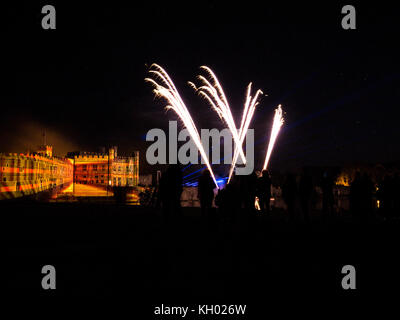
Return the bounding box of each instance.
[263,104,284,171]
[145,64,219,188]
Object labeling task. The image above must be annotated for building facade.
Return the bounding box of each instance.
[0,145,139,200]
[72,147,139,187]
[0,146,74,199]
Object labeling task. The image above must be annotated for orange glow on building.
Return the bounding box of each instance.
[72,147,139,188]
[335,173,350,187]
[0,145,139,200]
[0,146,73,199]
[37,145,53,158]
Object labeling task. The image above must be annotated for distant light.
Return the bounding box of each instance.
[255,197,261,211]
[216,177,228,188]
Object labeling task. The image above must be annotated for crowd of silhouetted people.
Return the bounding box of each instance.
[154,164,400,224]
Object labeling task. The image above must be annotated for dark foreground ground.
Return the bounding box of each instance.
[1,202,399,314]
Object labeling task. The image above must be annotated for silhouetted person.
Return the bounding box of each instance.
[256,170,272,214]
[216,184,237,222]
[198,169,216,218]
[158,170,168,211]
[350,172,363,220]
[159,164,183,221]
[380,175,393,218]
[376,178,385,217]
[282,173,297,221]
[350,172,375,222]
[215,187,227,218]
[242,172,258,213]
[393,173,400,218]
[299,168,313,222]
[321,172,334,219]
[361,173,374,220]
[229,173,242,221]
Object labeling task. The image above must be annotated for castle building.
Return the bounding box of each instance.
[70,146,139,187]
[0,145,139,200]
[0,146,74,199]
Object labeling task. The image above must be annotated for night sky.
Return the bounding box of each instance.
[2,2,399,174]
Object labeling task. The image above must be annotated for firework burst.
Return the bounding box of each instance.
[228,83,263,183]
[189,67,263,183]
[145,64,219,188]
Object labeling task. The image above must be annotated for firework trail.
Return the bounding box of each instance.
[263,104,284,171]
[145,64,219,188]
[227,83,263,183]
[188,66,247,165]
[189,66,263,183]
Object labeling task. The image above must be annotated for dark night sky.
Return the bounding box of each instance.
[1,2,400,175]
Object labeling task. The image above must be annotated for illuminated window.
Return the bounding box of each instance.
[93,165,97,170]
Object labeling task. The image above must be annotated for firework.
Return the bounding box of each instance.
[263,104,284,171]
[145,64,219,188]
[228,83,263,183]
[189,66,247,164]
[189,67,263,183]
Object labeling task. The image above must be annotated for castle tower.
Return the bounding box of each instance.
[37,145,53,158]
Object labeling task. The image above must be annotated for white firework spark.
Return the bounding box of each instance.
[227,83,263,183]
[145,63,219,188]
[189,66,247,165]
[263,104,284,171]
[189,67,263,183]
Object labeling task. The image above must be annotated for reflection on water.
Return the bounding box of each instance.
[51,183,139,204]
